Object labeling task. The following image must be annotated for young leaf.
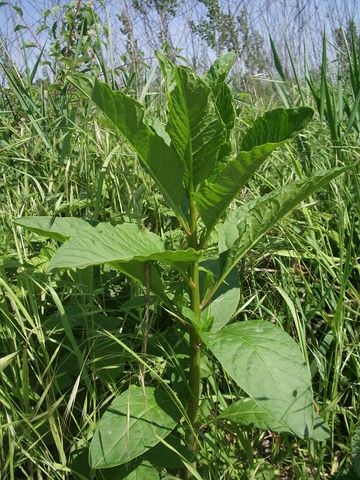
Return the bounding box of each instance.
[48,222,201,271]
[195,107,314,233]
[15,216,93,242]
[91,80,187,221]
[203,51,236,86]
[203,52,236,168]
[202,320,315,438]
[217,167,349,288]
[90,386,180,468]
[200,260,240,333]
[157,54,226,188]
[218,397,329,440]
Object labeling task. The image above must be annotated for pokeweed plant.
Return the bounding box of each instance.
[16,52,350,478]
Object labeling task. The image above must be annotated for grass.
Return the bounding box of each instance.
[0,21,360,480]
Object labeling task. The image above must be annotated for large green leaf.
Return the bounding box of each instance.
[100,431,192,479]
[203,52,236,169]
[91,80,186,220]
[157,54,226,188]
[241,107,313,150]
[15,216,93,242]
[200,260,240,333]
[195,107,314,232]
[218,397,329,440]
[203,52,236,170]
[90,385,180,469]
[48,222,201,271]
[218,167,348,281]
[15,217,167,299]
[202,320,315,438]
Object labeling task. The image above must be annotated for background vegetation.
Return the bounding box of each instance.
[0,1,359,479]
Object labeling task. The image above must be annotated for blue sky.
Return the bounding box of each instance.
[0,0,359,72]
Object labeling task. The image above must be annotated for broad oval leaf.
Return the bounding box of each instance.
[48,222,201,271]
[202,320,315,438]
[15,216,93,242]
[218,397,329,440]
[195,107,314,232]
[91,80,186,221]
[89,386,180,469]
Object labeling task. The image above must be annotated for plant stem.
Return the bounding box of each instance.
[185,186,202,478]
[185,261,202,479]
[186,326,201,478]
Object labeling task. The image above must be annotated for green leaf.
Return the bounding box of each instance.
[145,114,171,145]
[67,73,94,98]
[101,459,158,480]
[203,52,236,169]
[310,415,331,441]
[92,335,125,383]
[157,54,226,187]
[195,107,314,232]
[210,82,236,175]
[13,5,23,16]
[93,80,149,158]
[218,397,285,431]
[269,35,287,82]
[14,24,26,32]
[91,80,186,221]
[218,397,329,440]
[144,432,193,469]
[200,260,240,332]
[241,107,313,151]
[100,431,192,477]
[16,217,167,298]
[89,386,180,468]
[202,320,315,438]
[218,167,349,279]
[111,261,166,301]
[203,52,236,86]
[0,351,18,372]
[48,222,201,271]
[15,216,93,242]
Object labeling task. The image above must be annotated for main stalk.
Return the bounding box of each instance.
[185,194,202,479]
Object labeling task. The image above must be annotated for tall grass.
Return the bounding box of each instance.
[0,21,359,479]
